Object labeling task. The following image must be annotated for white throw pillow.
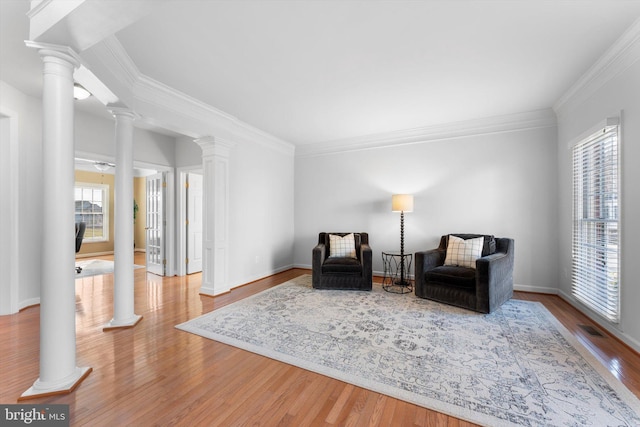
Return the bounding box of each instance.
[329,233,357,258]
[443,235,484,269]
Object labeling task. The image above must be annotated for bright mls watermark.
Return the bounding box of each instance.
[1,405,69,426]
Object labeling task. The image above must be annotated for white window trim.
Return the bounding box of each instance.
[570,116,622,324]
[75,182,110,243]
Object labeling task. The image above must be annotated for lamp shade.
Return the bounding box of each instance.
[392,194,414,212]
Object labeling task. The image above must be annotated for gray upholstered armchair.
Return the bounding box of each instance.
[415,234,514,313]
[312,232,372,290]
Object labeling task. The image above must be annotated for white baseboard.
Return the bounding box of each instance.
[199,286,222,297]
[557,289,640,354]
[19,297,40,311]
[232,264,296,289]
[199,265,298,296]
[514,284,559,294]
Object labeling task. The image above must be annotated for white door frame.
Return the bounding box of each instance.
[177,166,202,276]
[131,161,176,276]
[186,172,203,274]
[73,154,176,276]
[0,108,20,314]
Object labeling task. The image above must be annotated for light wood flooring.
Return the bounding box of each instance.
[1,254,639,426]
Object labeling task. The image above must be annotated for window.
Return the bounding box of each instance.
[571,120,620,323]
[75,183,109,242]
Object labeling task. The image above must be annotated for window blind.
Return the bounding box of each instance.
[572,124,620,323]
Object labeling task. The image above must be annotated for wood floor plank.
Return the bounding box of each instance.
[325,383,356,424]
[1,256,638,426]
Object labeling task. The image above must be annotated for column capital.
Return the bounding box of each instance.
[194,136,236,158]
[107,105,139,121]
[25,41,81,68]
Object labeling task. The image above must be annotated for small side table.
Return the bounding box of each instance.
[381,251,413,294]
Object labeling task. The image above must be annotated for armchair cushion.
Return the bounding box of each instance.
[322,257,362,274]
[426,265,476,290]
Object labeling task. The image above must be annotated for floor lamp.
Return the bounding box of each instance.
[392,194,413,287]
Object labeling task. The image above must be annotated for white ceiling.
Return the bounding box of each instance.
[2,1,640,146]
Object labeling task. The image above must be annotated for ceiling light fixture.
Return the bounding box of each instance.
[73,83,91,100]
[93,161,113,172]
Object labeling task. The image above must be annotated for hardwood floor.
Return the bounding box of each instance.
[2,254,639,426]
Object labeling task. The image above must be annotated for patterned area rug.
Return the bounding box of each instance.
[75,259,144,278]
[176,275,640,426]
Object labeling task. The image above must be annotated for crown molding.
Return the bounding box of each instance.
[554,17,640,117]
[232,118,295,156]
[133,74,237,125]
[133,74,294,156]
[100,36,139,90]
[295,109,557,157]
[83,36,295,156]
[79,36,137,108]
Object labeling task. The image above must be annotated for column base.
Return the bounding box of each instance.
[199,285,232,297]
[103,314,143,331]
[19,367,92,401]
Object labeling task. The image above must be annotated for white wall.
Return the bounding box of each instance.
[228,140,295,286]
[0,81,43,310]
[294,123,559,292]
[75,110,177,168]
[556,56,640,352]
[74,111,114,158]
[132,127,176,167]
[175,135,202,168]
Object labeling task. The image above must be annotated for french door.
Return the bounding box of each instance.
[146,172,166,276]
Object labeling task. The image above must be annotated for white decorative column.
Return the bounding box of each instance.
[104,106,142,330]
[21,44,91,400]
[194,137,235,296]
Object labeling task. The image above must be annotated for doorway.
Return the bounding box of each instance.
[145,172,166,276]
